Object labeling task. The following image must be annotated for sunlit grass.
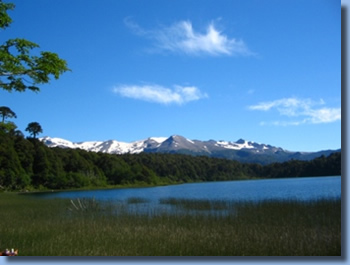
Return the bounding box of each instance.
[0,193,341,256]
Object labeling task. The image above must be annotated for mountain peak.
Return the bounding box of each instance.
[168,134,185,140]
[40,135,339,165]
[236,138,246,144]
[148,137,167,144]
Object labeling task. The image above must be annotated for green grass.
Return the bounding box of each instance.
[0,193,341,256]
[159,198,230,211]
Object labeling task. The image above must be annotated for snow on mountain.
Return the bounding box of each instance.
[149,137,168,144]
[41,137,86,149]
[40,135,339,164]
[215,139,255,150]
[41,136,169,154]
[40,135,278,155]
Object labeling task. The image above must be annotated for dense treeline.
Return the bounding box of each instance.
[0,130,341,191]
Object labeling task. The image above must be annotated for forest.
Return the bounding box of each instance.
[0,128,341,191]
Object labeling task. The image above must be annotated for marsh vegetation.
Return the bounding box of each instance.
[0,193,341,256]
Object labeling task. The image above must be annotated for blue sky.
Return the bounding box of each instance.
[0,0,341,152]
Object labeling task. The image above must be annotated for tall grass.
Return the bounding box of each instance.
[159,198,230,211]
[126,197,150,204]
[0,193,341,256]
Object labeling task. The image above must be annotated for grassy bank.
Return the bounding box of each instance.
[18,180,184,195]
[0,193,341,256]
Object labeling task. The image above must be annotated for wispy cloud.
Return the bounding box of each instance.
[248,97,341,126]
[124,18,250,56]
[113,84,208,105]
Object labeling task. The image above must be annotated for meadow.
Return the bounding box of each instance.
[0,193,341,256]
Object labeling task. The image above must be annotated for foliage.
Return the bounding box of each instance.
[0,106,16,122]
[0,0,14,29]
[0,129,341,191]
[25,122,43,138]
[0,0,71,190]
[0,1,70,92]
[261,153,341,178]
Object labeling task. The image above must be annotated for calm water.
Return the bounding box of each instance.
[33,176,341,203]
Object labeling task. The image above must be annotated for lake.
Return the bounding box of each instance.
[32,176,341,203]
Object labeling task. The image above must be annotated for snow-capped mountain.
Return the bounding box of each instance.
[41,135,280,154]
[41,136,167,154]
[41,135,339,164]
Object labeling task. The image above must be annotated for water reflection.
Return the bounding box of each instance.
[30,176,341,215]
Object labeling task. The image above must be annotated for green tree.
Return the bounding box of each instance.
[14,134,34,175]
[0,1,70,92]
[0,121,16,134]
[0,132,30,189]
[0,0,13,29]
[0,106,16,122]
[25,122,43,138]
[31,143,50,188]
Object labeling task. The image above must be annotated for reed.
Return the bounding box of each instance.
[0,193,341,256]
[159,197,231,211]
[126,197,150,204]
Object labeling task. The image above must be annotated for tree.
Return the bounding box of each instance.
[0,1,70,92]
[0,0,14,29]
[0,132,30,189]
[25,122,43,138]
[0,106,16,122]
[0,121,16,134]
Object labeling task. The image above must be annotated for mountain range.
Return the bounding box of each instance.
[40,135,340,165]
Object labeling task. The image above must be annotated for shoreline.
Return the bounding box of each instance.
[12,174,341,195]
[15,181,185,195]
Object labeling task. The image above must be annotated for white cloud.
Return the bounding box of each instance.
[249,97,341,126]
[307,108,342,124]
[113,84,208,105]
[124,18,250,56]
